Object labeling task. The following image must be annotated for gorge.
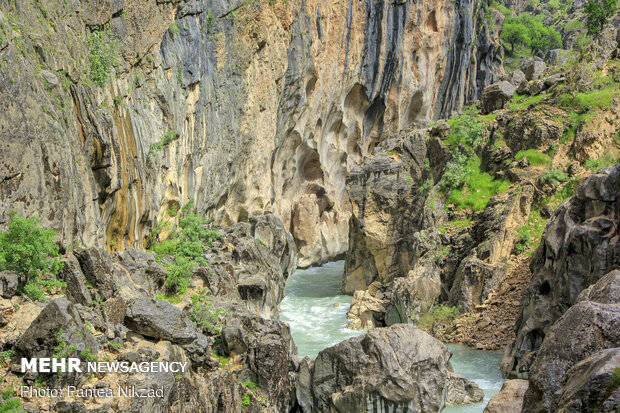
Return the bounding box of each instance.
[0,0,619,412]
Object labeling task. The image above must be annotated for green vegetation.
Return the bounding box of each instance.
[239,380,266,409]
[169,22,180,37]
[515,149,551,166]
[507,94,546,111]
[23,283,46,301]
[585,153,620,171]
[0,211,62,292]
[514,210,548,255]
[558,85,619,111]
[148,130,180,160]
[501,14,561,55]
[541,168,569,187]
[151,200,220,294]
[0,350,13,365]
[87,26,118,87]
[446,157,510,211]
[241,392,251,408]
[440,108,510,211]
[0,387,21,413]
[418,304,459,331]
[188,290,229,335]
[584,0,618,35]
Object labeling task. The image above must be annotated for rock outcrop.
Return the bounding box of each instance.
[307,324,451,412]
[481,81,515,113]
[483,379,529,413]
[503,165,619,379]
[0,0,502,268]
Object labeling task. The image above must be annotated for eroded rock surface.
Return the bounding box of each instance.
[503,165,619,379]
[310,324,451,412]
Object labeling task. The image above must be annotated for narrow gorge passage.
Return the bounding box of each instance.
[280,261,504,412]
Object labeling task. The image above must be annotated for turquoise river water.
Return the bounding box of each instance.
[280,261,504,413]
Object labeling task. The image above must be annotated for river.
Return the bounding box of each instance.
[280,261,504,413]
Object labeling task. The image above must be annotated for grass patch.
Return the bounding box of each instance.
[515,149,551,165]
[189,290,229,335]
[418,304,459,331]
[585,153,620,171]
[514,210,548,255]
[446,157,510,211]
[558,84,620,111]
[507,93,546,111]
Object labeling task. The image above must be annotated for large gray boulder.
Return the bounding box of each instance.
[310,324,450,412]
[124,298,198,344]
[523,61,546,81]
[522,300,620,412]
[481,81,515,113]
[14,297,98,387]
[550,348,620,412]
[506,69,528,92]
[503,165,619,379]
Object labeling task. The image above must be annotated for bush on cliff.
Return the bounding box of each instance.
[0,211,62,286]
[151,201,220,294]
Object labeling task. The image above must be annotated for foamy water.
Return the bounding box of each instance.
[280,261,504,412]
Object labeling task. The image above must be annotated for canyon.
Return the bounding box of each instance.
[0,0,619,412]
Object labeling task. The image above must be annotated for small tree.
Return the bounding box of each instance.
[0,211,62,286]
[501,19,531,52]
[585,0,618,35]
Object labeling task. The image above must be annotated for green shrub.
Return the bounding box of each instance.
[0,386,21,413]
[87,27,118,87]
[445,108,486,148]
[189,290,229,334]
[0,211,62,285]
[514,226,531,255]
[585,153,620,171]
[418,304,459,330]
[241,392,251,407]
[151,202,220,294]
[23,283,46,301]
[541,168,569,186]
[169,22,180,36]
[161,130,179,145]
[515,149,551,165]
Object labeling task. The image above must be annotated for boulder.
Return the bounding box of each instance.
[385,262,442,326]
[506,70,528,91]
[124,298,198,344]
[543,73,565,88]
[346,285,387,329]
[481,81,515,113]
[503,166,619,379]
[220,308,296,412]
[15,297,98,359]
[527,79,544,96]
[483,379,528,413]
[430,121,451,138]
[0,271,18,298]
[550,348,620,412]
[311,324,450,412]
[14,297,98,387]
[544,49,569,65]
[59,255,92,306]
[523,61,546,81]
[522,300,620,411]
[74,248,120,300]
[445,372,484,405]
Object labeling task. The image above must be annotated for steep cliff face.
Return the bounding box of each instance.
[0,0,500,266]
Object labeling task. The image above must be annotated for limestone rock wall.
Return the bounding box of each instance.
[0,0,500,265]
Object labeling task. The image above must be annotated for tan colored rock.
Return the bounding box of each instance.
[446,372,484,405]
[346,289,386,330]
[483,379,528,413]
